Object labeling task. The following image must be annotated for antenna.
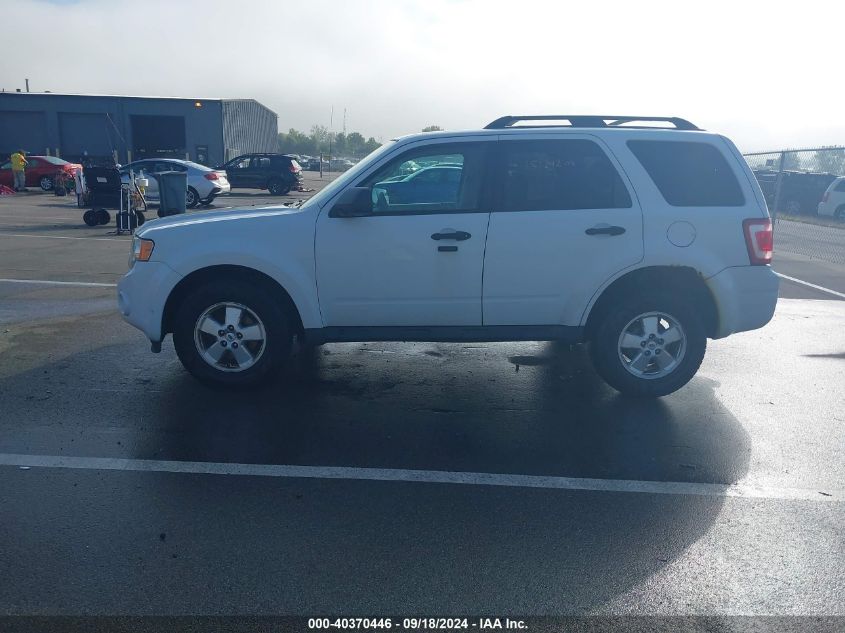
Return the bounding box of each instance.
[25,78,29,93]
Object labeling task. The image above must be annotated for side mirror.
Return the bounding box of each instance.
[331,187,373,218]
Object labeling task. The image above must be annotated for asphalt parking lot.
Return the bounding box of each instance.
[1,178,843,620]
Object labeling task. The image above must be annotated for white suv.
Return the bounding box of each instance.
[118,115,778,397]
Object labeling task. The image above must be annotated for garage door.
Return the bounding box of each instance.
[0,111,48,156]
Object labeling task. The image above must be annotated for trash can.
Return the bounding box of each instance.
[157,171,188,217]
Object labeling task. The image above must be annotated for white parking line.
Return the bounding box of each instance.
[0,453,840,502]
[0,233,126,242]
[0,216,80,222]
[776,272,845,300]
[0,278,116,288]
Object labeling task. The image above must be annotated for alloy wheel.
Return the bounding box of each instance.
[617,311,687,380]
[193,302,266,372]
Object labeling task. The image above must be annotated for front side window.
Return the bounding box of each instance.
[229,157,252,170]
[628,140,745,206]
[360,143,487,214]
[499,139,632,211]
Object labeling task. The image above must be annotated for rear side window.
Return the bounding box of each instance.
[834,180,845,193]
[499,139,632,211]
[628,140,744,206]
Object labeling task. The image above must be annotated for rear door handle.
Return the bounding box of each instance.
[431,230,471,241]
[585,225,626,236]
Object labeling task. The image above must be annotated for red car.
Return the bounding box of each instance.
[0,155,82,191]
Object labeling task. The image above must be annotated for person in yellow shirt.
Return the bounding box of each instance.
[10,150,28,191]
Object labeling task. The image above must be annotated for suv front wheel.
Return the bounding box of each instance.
[590,294,706,397]
[173,280,293,387]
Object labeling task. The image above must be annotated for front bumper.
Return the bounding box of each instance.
[117,261,184,343]
[705,265,779,339]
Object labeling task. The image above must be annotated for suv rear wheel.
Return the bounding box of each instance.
[268,179,290,196]
[590,293,706,397]
[173,280,293,387]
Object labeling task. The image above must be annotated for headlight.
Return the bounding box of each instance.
[129,236,155,266]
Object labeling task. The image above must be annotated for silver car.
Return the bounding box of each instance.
[120,159,230,208]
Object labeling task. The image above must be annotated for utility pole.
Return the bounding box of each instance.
[25,78,29,92]
[329,105,333,165]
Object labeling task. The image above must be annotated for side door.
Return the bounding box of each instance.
[483,135,643,326]
[315,140,494,327]
[25,157,43,187]
[224,156,252,188]
[125,161,159,200]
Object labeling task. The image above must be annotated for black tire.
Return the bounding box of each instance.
[268,179,291,196]
[590,292,706,397]
[96,209,111,225]
[136,211,145,226]
[82,209,98,226]
[172,279,294,388]
[200,196,215,207]
[157,207,169,218]
[186,186,200,209]
[39,176,53,191]
[835,206,845,221]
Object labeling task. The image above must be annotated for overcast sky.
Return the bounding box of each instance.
[4,0,844,152]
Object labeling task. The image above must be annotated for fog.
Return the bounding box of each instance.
[4,0,844,151]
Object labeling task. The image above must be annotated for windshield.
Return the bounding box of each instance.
[40,156,70,165]
[306,141,396,208]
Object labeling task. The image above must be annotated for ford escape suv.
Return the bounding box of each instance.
[118,115,778,397]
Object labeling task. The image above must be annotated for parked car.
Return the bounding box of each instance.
[118,114,778,397]
[329,158,355,172]
[217,153,302,195]
[817,177,845,219]
[752,169,837,215]
[303,157,328,171]
[119,159,230,208]
[0,155,82,191]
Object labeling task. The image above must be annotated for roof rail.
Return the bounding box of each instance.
[484,115,700,131]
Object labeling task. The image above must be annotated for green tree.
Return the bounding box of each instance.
[310,125,331,153]
[422,125,443,132]
[812,147,845,175]
[780,152,802,171]
[278,128,313,155]
[363,137,381,155]
[334,132,347,156]
[346,132,365,156]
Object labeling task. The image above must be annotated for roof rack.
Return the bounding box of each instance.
[484,115,700,131]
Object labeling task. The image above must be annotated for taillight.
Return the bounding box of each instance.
[289,161,301,173]
[822,192,829,203]
[743,218,773,265]
[204,172,219,181]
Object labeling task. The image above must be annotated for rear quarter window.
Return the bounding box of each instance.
[628,140,745,206]
[834,180,845,193]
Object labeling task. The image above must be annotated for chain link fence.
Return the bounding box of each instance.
[743,147,845,266]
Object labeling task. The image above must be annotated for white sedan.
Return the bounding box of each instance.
[120,159,230,209]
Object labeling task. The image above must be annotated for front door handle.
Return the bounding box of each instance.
[585,225,626,236]
[431,230,471,241]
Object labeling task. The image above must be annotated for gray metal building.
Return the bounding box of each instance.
[0,92,278,166]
